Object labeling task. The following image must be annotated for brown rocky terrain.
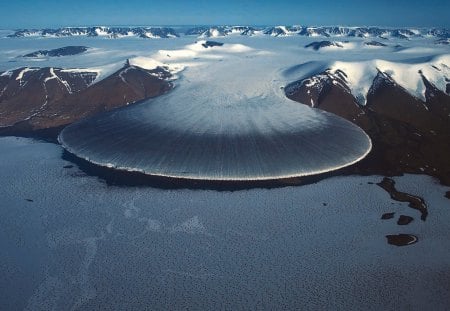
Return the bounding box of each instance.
[0,61,173,136]
[285,69,450,186]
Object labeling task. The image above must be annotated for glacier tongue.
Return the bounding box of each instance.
[59,41,372,181]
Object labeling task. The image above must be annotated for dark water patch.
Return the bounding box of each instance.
[397,215,414,225]
[381,212,395,220]
[386,234,418,246]
[377,177,428,221]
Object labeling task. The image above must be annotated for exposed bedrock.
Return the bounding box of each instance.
[285,65,450,185]
[22,46,89,58]
[0,62,173,134]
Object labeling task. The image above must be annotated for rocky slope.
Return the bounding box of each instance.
[0,62,173,134]
[285,59,450,185]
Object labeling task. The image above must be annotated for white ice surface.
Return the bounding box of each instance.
[0,137,449,310]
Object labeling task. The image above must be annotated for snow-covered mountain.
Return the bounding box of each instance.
[184,26,260,37]
[284,55,450,182]
[262,26,449,39]
[285,55,450,106]
[0,61,175,130]
[7,27,179,38]
[6,25,449,39]
[192,25,448,39]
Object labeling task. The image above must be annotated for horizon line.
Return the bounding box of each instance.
[1,24,449,31]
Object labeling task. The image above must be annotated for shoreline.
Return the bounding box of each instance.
[1,131,447,192]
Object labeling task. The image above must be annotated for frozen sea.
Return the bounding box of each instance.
[1,137,450,310]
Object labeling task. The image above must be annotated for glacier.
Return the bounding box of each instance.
[59,41,372,180]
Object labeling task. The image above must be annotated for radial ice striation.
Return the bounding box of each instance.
[59,41,372,181]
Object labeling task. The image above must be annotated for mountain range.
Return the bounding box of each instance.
[6,25,449,39]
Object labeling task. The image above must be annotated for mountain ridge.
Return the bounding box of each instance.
[5,25,449,39]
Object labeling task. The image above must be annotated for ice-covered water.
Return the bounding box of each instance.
[58,40,372,180]
[1,137,450,310]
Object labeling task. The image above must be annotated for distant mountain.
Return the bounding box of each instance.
[201,41,224,48]
[262,26,434,39]
[263,26,303,36]
[435,38,450,45]
[22,46,89,58]
[364,41,388,47]
[185,26,259,37]
[304,41,343,50]
[7,27,179,38]
[6,26,449,39]
[185,25,449,39]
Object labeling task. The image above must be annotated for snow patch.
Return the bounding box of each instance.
[15,67,37,81]
[328,54,450,104]
[128,56,184,76]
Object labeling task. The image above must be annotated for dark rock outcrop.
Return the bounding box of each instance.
[305,41,343,50]
[365,41,387,47]
[201,41,224,48]
[22,46,89,57]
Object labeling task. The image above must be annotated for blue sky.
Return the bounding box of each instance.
[1,0,449,28]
